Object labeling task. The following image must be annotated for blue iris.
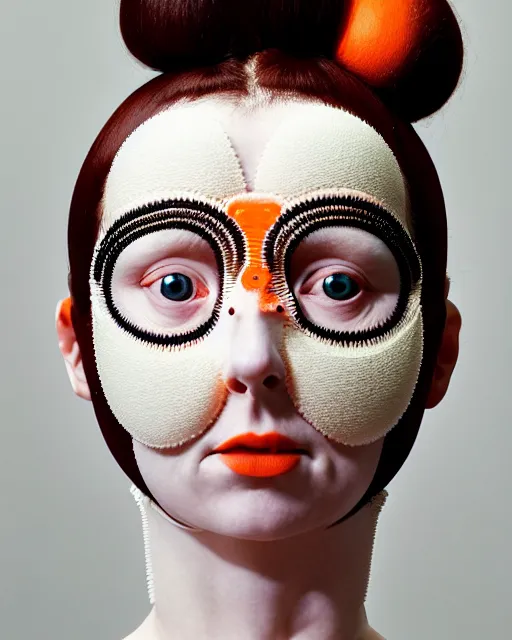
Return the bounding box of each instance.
[323,273,360,301]
[160,273,193,301]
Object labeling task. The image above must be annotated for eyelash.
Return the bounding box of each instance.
[140,269,210,302]
[298,265,368,298]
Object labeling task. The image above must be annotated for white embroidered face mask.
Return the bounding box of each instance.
[90,97,423,449]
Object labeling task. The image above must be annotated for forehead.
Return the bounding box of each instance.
[102,95,408,230]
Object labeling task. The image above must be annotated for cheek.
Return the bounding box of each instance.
[282,296,424,446]
[91,292,227,448]
[133,439,191,496]
[325,438,384,510]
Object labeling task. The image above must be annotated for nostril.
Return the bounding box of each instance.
[227,378,247,394]
[263,375,280,390]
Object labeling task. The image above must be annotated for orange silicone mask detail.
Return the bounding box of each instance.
[336,0,424,86]
[227,199,282,312]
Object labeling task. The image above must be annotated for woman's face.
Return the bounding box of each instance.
[90,94,422,540]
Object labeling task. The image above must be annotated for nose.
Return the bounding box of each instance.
[222,289,286,397]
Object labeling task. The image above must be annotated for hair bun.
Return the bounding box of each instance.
[336,0,464,121]
[120,0,463,121]
[120,0,347,72]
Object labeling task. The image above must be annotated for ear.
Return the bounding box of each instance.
[55,298,92,401]
[425,278,462,409]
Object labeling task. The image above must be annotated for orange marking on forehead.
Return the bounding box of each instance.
[227,199,281,311]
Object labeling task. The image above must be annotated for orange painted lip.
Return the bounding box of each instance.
[211,432,308,478]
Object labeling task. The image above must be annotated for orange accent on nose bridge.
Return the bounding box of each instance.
[227,199,281,311]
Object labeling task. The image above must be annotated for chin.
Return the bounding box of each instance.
[176,491,357,541]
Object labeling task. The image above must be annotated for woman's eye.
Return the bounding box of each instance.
[322,273,361,301]
[160,273,194,302]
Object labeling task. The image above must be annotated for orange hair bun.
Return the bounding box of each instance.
[336,0,464,119]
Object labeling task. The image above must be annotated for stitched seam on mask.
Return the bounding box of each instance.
[94,198,246,282]
[98,214,241,288]
[266,193,419,277]
[105,218,224,346]
[264,195,422,347]
[283,216,411,343]
[364,490,389,603]
[94,210,245,348]
[130,485,155,605]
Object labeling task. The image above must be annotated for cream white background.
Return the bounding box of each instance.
[0,1,510,638]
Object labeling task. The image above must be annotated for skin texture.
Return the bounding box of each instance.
[56,95,461,639]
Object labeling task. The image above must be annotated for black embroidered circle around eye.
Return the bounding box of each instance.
[262,194,422,346]
[93,201,246,348]
[323,274,360,301]
[161,274,194,302]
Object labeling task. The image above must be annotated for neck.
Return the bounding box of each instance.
[129,488,387,640]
